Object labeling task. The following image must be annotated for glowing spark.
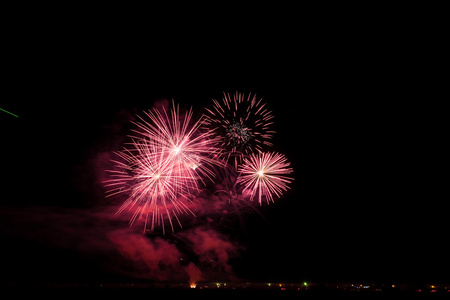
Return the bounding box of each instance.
[173,146,181,154]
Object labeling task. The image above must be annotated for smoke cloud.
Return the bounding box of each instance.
[108,228,184,281]
[0,102,254,284]
[0,205,242,284]
[179,226,240,282]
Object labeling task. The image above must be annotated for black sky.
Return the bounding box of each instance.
[1,8,447,285]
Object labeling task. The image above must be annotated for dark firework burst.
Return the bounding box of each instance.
[203,91,275,164]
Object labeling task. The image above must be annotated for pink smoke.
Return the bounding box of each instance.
[186,262,202,287]
[108,228,183,281]
[180,226,240,281]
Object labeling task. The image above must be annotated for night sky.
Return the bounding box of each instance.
[1,8,447,286]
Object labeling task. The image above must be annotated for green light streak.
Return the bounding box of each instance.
[0,108,19,118]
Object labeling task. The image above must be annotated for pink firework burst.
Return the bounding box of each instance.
[237,151,293,205]
[132,102,223,185]
[104,101,224,233]
[203,91,275,166]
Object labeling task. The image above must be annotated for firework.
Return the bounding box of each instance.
[203,92,275,166]
[104,101,224,233]
[237,151,293,205]
[132,103,223,185]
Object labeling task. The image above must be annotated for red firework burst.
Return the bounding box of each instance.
[104,101,223,233]
[237,151,293,205]
[203,91,275,166]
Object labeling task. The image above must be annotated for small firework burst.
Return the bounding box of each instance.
[203,92,275,165]
[104,101,224,233]
[237,151,293,205]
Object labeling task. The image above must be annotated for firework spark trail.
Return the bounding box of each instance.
[0,107,19,118]
[203,92,275,167]
[104,101,224,233]
[237,151,294,205]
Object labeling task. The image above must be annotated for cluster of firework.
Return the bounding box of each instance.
[104,92,293,233]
